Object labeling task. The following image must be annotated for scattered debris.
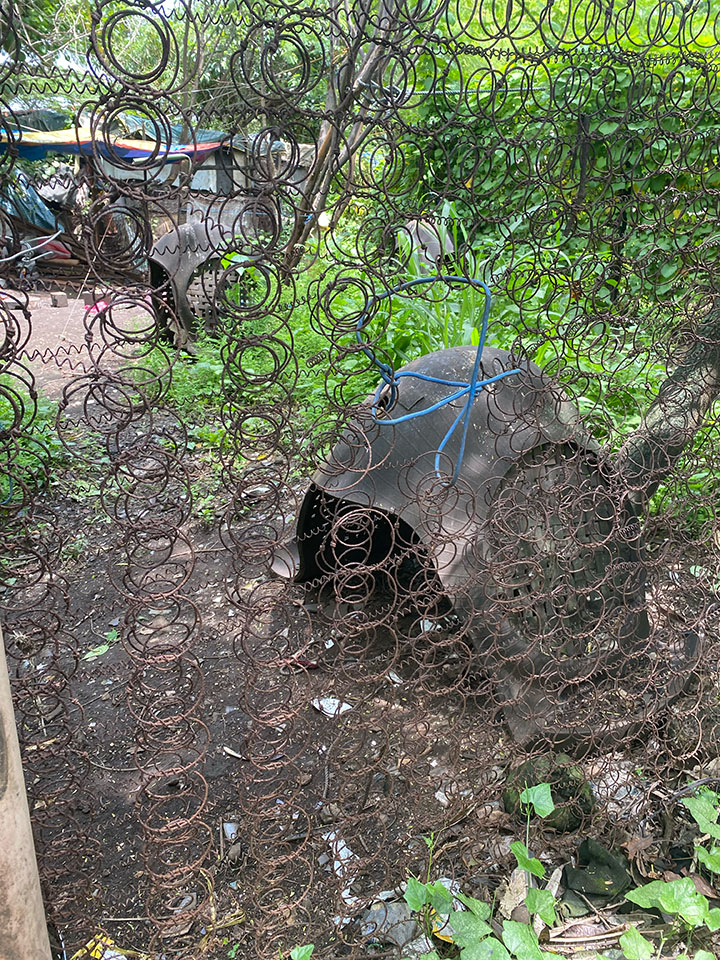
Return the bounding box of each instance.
[161,891,197,938]
[227,843,244,864]
[311,697,353,717]
[319,802,343,824]
[223,821,240,843]
[586,757,645,820]
[279,656,319,672]
[69,935,151,959]
[360,899,419,948]
[321,830,357,877]
[564,839,631,900]
[499,866,532,920]
[401,933,436,957]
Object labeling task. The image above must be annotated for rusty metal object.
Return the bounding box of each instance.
[3,0,720,956]
[278,346,701,747]
[149,218,226,342]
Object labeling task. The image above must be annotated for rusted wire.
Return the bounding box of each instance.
[2,0,720,957]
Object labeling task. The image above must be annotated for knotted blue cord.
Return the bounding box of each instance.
[355,274,523,485]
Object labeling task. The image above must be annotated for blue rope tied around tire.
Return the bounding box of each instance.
[355,274,523,485]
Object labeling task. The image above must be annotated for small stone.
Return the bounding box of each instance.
[319,802,343,824]
[227,842,244,863]
[360,900,419,948]
[51,292,68,307]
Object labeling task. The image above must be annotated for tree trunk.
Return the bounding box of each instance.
[617,310,720,509]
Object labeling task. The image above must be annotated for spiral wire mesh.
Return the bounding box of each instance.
[2,0,720,955]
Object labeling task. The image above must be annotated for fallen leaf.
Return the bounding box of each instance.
[499,867,530,919]
[622,835,655,859]
[83,642,110,661]
[689,873,719,898]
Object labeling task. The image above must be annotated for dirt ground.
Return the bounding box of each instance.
[5,291,720,959]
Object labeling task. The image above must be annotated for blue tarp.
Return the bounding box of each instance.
[0,175,59,232]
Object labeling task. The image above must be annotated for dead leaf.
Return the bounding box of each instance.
[622,835,655,859]
[550,919,612,939]
[499,867,530,919]
[475,807,511,827]
[689,873,719,898]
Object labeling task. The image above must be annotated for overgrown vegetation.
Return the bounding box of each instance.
[0,376,64,507]
[283,784,720,960]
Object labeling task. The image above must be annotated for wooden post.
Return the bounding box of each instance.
[0,627,53,960]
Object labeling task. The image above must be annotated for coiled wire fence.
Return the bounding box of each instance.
[2,0,720,956]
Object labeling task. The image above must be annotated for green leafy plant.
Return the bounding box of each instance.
[621,876,720,959]
[388,783,720,960]
[401,815,552,960]
[83,627,120,661]
[682,787,720,877]
[514,782,555,879]
[288,946,314,960]
[402,878,498,960]
[0,378,65,506]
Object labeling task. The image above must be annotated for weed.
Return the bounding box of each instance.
[682,786,720,878]
[288,946,314,960]
[83,628,120,661]
[0,377,65,506]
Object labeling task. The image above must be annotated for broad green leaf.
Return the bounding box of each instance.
[399,954,440,960]
[706,906,720,931]
[449,909,493,945]
[682,794,720,839]
[404,877,428,912]
[525,887,556,926]
[626,878,708,927]
[618,926,653,959]
[682,792,720,825]
[290,946,314,960]
[461,938,511,960]
[696,845,720,874]
[426,880,454,916]
[83,642,110,661]
[625,876,683,909]
[456,891,492,920]
[501,920,543,959]
[693,951,716,960]
[519,783,555,819]
[691,814,720,840]
[658,881,708,926]
[510,842,546,879]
